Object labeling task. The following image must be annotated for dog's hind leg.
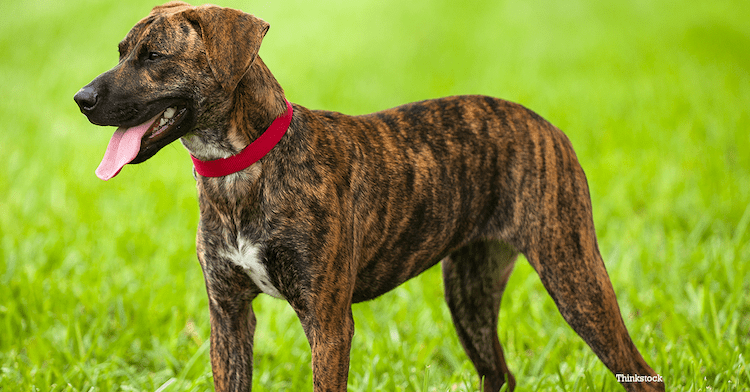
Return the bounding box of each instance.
[514,134,664,391]
[442,240,518,392]
[523,231,664,391]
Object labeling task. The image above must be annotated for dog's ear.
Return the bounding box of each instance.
[183,5,270,93]
[151,1,192,15]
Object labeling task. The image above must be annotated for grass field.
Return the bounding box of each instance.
[1,0,749,390]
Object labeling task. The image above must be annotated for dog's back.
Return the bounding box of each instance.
[292,95,581,302]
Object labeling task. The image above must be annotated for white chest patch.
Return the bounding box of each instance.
[223,238,284,299]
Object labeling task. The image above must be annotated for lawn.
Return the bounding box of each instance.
[1,0,748,390]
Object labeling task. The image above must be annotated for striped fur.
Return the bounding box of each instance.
[74,3,663,391]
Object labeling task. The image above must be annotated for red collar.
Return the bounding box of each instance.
[191,100,293,177]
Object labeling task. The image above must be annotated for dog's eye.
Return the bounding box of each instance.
[147,52,162,61]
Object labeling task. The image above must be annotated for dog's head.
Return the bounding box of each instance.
[73,1,269,180]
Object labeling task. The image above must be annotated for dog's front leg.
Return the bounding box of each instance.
[208,295,257,392]
[290,272,355,391]
[199,249,259,392]
[310,314,354,392]
[301,307,355,392]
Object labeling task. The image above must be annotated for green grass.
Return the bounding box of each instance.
[1,0,749,390]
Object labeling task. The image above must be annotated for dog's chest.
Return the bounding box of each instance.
[223,237,283,299]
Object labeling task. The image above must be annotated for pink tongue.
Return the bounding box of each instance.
[95,120,154,181]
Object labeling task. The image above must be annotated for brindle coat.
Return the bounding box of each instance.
[74,2,664,391]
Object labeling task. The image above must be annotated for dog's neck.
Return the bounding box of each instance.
[181,56,288,162]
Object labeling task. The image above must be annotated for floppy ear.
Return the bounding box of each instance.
[151,1,192,15]
[183,5,270,93]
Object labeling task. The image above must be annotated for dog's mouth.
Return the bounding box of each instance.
[131,105,191,163]
[95,104,191,181]
[144,106,186,142]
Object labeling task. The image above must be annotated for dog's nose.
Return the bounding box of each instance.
[74,86,99,113]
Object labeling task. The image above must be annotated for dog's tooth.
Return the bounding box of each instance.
[163,107,176,119]
[159,118,168,126]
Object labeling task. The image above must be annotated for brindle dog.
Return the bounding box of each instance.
[74,2,664,391]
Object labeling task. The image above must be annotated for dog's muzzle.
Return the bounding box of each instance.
[74,86,99,115]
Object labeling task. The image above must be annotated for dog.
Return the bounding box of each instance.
[73,2,665,391]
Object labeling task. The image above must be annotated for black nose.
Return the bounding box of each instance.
[74,86,99,113]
